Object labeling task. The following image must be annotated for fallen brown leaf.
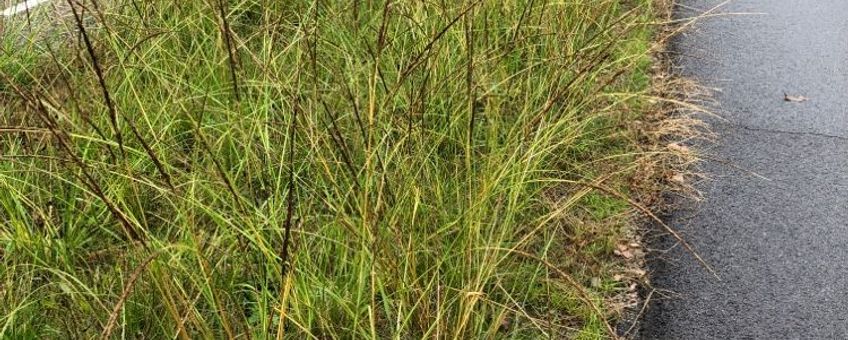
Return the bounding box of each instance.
[784,92,809,102]
[666,143,690,154]
[614,248,634,259]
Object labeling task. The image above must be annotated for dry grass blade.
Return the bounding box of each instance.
[573,180,718,278]
[623,289,654,337]
[101,251,160,340]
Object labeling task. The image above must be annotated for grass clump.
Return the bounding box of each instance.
[0,0,663,338]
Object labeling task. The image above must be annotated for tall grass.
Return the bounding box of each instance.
[0,0,660,338]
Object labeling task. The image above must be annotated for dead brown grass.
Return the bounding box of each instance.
[612,0,716,337]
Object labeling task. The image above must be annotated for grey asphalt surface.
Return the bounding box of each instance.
[641,1,848,339]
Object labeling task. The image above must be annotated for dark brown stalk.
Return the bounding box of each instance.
[122,108,176,190]
[509,0,536,51]
[64,5,177,189]
[279,99,298,279]
[67,3,175,189]
[360,45,391,94]
[376,0,392,53]
[41,113,145,246]
[216,0,241,101]
[42,42,117,161]
[129,0,147,28]
[352,0,360,24]
[320,100,362,193]
[67,0,123,155]
[84,0,109,31]
[341,79,368,143]
[3,77,147,247]
[339,74,396,208]
[340,80,395,208]
[68,1,175,189]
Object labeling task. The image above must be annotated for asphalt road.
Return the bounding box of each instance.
[641,1,848,339]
